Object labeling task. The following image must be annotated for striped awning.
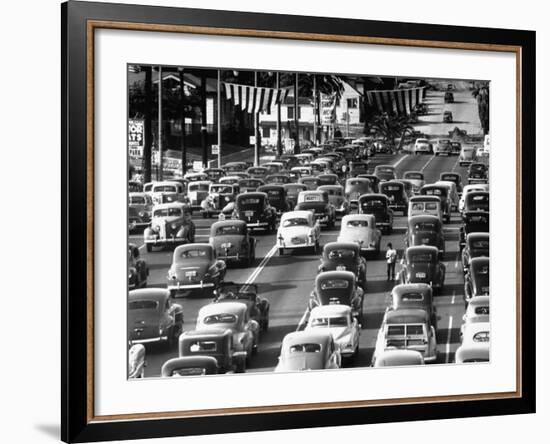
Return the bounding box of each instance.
[223,82,290,114]
[366,87,426,115]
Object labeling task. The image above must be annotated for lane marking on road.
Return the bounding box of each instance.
[451,156,460,172]
[240,244,278,292]
[420,155,436,172]
[445,292,456,364]
[391,154,409,168]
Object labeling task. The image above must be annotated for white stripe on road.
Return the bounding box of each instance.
[420,155,436,172]
[445,292,456,363]
[239,244,278,292]
[451,156,460,172]
[296,309,310,331]
[391,154,409,168]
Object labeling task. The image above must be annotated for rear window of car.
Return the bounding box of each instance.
[130,196,146,204]
[154,208,182,217]
[347,220,368,228]
[215,225,243,236]
[282,218,309,227]
[327,249,355,259]
[320,279,350,290]
[129,300,158,310]
[153,185,177,192]
[211,186,233,194]
[413,222,438,231]
[289,343,321,353]
[474,306,489,315]
[382,185,401,191]
[240,198,260,205]
[401,293,424,302]
[423,188,446,196]
[473,331,490,342]
[472,240,489,249]
[405,173,423,179]
[189,341,218,352]
[387,325,405,336]
[362,200,384,208]
[179,249,209,258]
[189,184,209,192]
[441,175,457,181]
[202,314,237,324]
[409,253,433,262]
[310,316,348,327]
[323,188,341,196]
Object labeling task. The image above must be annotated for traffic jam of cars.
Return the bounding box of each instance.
[128,142,490,376]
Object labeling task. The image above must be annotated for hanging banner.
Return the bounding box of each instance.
[366,86,426,115]
[223,82,290,114]
[321,93,337,124]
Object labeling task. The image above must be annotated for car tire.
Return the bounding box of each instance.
[146,244,152,253]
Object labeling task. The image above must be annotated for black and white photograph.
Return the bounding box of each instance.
[127,66,490,378]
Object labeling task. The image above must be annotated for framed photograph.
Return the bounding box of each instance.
[62,1,535,442]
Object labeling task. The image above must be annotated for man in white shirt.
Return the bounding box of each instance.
[386,242,397,281]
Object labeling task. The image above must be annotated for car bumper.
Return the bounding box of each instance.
[167,281,216,290]
[130,336,168,345]
[217,253,243,261]
[145,238,187,245]
[246,222,269,228]
[314,215,330,224]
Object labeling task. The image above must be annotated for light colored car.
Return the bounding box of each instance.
[275,330,341,372]
[408,195,443,221]
[460,296,489,338]
[277,210,321,255]
[149,181,187,206]
[129,192,153,229]
[459,146,477,166]
[128,344,146,378]
[433,139,453,156]
[454,343,489,363]
[143,203,195,252]
[414,138,432,154]
[187,180,212,208]
[435,180,459,211]
[337,214,381,255]
[460,321,490,346]
[402,171,425,193]
[459,184,490,212]
[295,190,336,228]
[372,349,424,367]
[318,185,350,216]
[305,305,360,361]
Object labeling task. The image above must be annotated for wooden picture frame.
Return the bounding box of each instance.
[62,1,535,442]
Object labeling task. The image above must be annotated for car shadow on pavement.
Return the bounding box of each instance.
[353,347,374,368]
[267,255,322,267]
[363,311,386,331]
[437,283,464,298]
[257,281,301,294]
[436,327,462,344]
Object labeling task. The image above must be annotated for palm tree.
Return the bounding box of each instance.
[369,114,414,153]
[471,82,490,135]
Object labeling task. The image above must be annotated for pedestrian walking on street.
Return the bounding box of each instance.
[386,242,397,281]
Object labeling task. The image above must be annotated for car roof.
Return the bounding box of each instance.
[392,283,432,297]
[470,256,489,266]
[300,190,325,195]
[468,295,490,308]
[380,180,404,186]
[318,185,343,190]
[211,220,246,229]
[198,301,248,317]
[258,184,285,190]
[152,202,188,210]
[410,195,440,201]
[282,330,332,347]
[174,243,213,253]
[281,210,313,220]
[462,321,490,337]
[188,180,212,186]
[283,183,307,189]
[341,214,375,223]
[455,343,490,362]
[152,181,182,186]
[310,305,352,317]
[466,232,489,241]
[385,308,429,324]
[323,241,360,252]
[359,193,386,200]
[408,214,441,223]
[376,349,424,365]
[346,177,370,183]
[316,270,355,282]
[181,329,231,339]
[237,192,267,199]
[129,288,170,302]
[129,192,148,197]
[406,245,439,254]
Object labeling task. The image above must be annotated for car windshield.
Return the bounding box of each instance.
[238,197,262,208]
[413,222,438,231]
[362,199,384,209]
[153,185,177,192]
[473,264,489,278]
[189,184,209,192]
[179,248,209,259]
[215,225,243,236]
[289,343,321,353]
[467,195,489,210]
[472,240,489,249]
[202,314,238,324]
[472,331,490,342]
[408,253,434,262]
[347,219,368,228]
[474,306,490,315]
[154,208,182,217]
[310,316,348,327]
[130,196,146,204]
[211,186,233,194]
[382,185,402,192]
[405,173,423,179]
[283,218,309,227]
[441,174,458,182]
[417,139,429,144]
[327,249,355,259]
[129,300,158,310]
[320,279,350,290]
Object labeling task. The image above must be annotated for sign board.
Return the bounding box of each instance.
[193,161,204,171]
[249,135,256,145]
[211,144,219,155]
[321,94,336,125]
[128,119,144,158]
[284,138,295,153]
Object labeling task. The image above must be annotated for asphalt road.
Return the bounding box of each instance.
[131,152,470,377]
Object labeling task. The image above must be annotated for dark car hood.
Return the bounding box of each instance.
[411,232,440,247]
[296,202,328,213]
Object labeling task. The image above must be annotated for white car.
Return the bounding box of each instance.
[433,139,453,156]
[414,138,432,154]
[454,343,489,363]
[459,184,490,212]
[461,321,490,346]
[402,171,425,193]
[337,214,381,255]
[372,349,424,367]
[305,305,360,361]
[460,296,489,338]
[277,210,321,255]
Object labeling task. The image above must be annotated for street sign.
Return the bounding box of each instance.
[211,144,219,155]
[128,119,144,158]
[192,161,203,171]
[249,135,256,145]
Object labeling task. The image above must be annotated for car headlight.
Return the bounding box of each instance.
[138,211,145,218]
[171,223,177,230]
[152,225,160,233]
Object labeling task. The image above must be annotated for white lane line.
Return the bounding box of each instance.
[455,250,460,269]
[451,156,460,172]
[391,154,409,168]
[296,309,310,331]
[239,245,278,292]
[420,155,436,172]
[445,292,456,363]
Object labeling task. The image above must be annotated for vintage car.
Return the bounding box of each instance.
[221,161,248,174]
[444,91,454,103]
[464,257,489,306]
[277,154,300,169]
[128,344,146,378]
[265,173,291,185]
[187,180,212,208]
[454,343,489,363]
[161,356,219,376]
[358,193,394,234]
[318,242,367,290]
[219,175,243,186]
[435,180,459,211]
[295,153,314,165]
[143,203,195,252]
[372,308,438,364]
[451,141,462,155]
[184,172,208,183]
[408,195,443,221]
[317,173,340,186]
[290,165,313,178]
[209,220,256,267]
[443,110,453,123]
[304,162,324,176]
[461,233,489,273]
[397,246,446,292]
[356,174,380,193]
[213,282,270,331]
[420,184,451,222]
[178,329,247,373]
[305,305,360,361]
[380,180,409,215]
[129,192,153,229]
[246,166,269,179]
[295,190,336,228]
[298,176,321,191]
[459,146,477,166]
[459,211,489,251]
[196,301,260,365]
[461,322,490,346]
[149,181,187,206]
[257,184,290,214]
[345,177,373,210]
[261,162,286,175]
[440,172,463,194]
[128,243,148,289]
[312,158,334,173]
[283,183,308,209]
[200,183,239,218]
[317,185,350,216]
[232,192,277,233]
[433,139,453,156]
[468,163,489,184]
[128,206,149,233]
[128,180,143,193]
[390,283,437,329]
[459,184,489,212]
[460,295,489,338]
[405,215,445,255]
[372,349,425,367]
[349,161,370,177]
[337,214,381,255]
[275,330,341,372]
[202,168,225,183]
[309,271,364,323]
[373,165,397,182]
[414,138,433,154]
[463,191,489,213]
[167,243,226,295]
[403,171,425,193]
[128,288,184,346]
[398,179,415,199]
[238,178,264,193]
[277,210,321,255]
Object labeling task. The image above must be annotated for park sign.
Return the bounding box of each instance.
[128,119,144,158]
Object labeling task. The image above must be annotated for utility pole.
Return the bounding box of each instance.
[178,68,187,176]
[294,72,300,154]
[217,69,222,168]
[276,72,282,156]
[313,74,317,146]
[254,71,260,166]
[158,66,163,181]
[143,66,152,183]
[200,71,208,168]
